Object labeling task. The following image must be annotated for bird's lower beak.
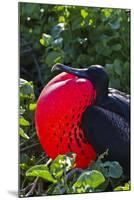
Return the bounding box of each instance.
[51,64,88,79]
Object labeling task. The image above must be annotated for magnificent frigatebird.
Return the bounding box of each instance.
[35,64,130,179]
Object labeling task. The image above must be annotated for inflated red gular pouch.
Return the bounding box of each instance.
[35,71,96,168]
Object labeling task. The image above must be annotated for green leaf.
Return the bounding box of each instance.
[77,54,90,66]
[112,44,122,51]
[19,116,30,126]
[51,23,65,38]
[95,43,112,56]
[58,16,65,23]
[113,59,122,75]
[102,161,123,178]
[102,9,112,17]
[40,33,52,47]
[20,78,28,87]
[29,103,37,111]
[20,81,34,95]
[20,153,30,163]
[71,17,82,30]
[110,21,120,29]
[73,170,105,190]
[110,78,121,89]
[20,79,34,100]
[40,38,45,46]
[81,9,88,19]
[26,164,57,183]
[19,127,29,139]
[50,153,76,179]
[52,37,63,48]
[45,51,64,67]
[114,182,130,191]
[20,163,29,170]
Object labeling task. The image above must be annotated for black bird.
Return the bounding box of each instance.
[36,64,130,181]
[52,64,130,178]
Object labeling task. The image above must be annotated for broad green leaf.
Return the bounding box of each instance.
[113,59,122,75]
[81,9,88,19]
[102,8,112,17]
[20,107,25,115]
[77,54,90,66]
[73,170,105,190]
[50,153,76,179]
[29,103,37,111]
[26,164,57,183]
[19,127,29,139]
[58,16,65,23]
[20,79,34,100]
[52,37,63,48]
[112,44,122,51]
[110,78,121,89]
[95,43,112,56]
[20,163,29,170]
[51,23,65,38]
[20,153,30,163]
[71,17,82,30]
[110,21,120,29]
[105,63,114,73]
[114,183,130,191]
[102,161,123,178]
[20,81,34,95]
[19,116,30,126]
[40,33,52,47]
[40,38,45,46]
[20,78,28,87]
[45,51,64,67]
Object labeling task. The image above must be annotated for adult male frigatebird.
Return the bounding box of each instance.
[35,64,130,178]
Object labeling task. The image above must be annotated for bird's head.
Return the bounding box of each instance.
[52,64,109,103]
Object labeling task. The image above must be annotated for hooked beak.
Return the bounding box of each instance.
[51,64,89,79]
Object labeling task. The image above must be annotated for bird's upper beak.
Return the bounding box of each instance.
[51,64,89,79]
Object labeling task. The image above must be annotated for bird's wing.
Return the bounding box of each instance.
[108,88,130,103]
[81,106,130,175]
[96,88,130,122]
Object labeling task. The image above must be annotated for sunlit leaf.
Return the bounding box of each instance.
[81,9,88,19]
[40,33,52,47]
[19,127,29,139]
[73,170,105,190]
[50,153,76,179]
[29,103,37,111]
[26,165,57,183]
[51,23,65,38]
[114,182,130,191]
[19,116,30,126]
[20,163,29,170]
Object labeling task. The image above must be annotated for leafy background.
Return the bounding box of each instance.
[19,2,130,197]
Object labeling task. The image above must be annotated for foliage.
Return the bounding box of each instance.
[20,3,130,93]
[19,2,130,197]
[19,78,130,197]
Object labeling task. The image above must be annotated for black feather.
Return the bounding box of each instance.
[81,101,130,177]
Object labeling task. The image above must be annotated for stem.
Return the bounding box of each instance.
[20,132,36,147]
[25,177,39,197]
[20,142,39,152]
[45,158,52,166]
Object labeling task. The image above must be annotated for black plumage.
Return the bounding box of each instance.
[80,67,130,178]
[52,64,130,178]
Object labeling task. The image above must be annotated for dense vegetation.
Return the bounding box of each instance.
[19,3,130,197]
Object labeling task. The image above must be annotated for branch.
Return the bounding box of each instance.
[20,142,40,152]
[25,177,39,197]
